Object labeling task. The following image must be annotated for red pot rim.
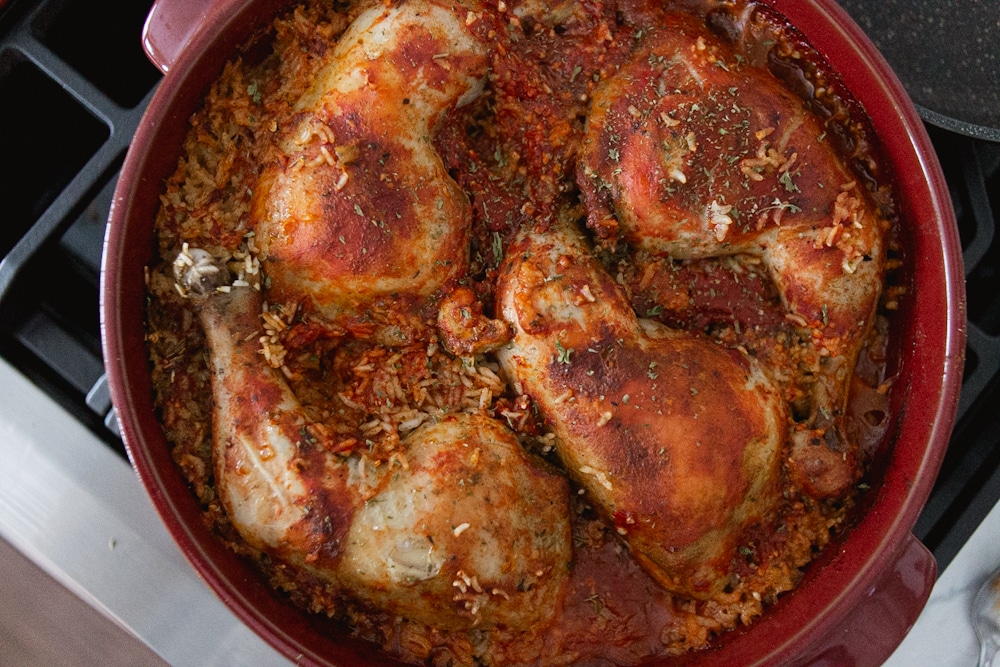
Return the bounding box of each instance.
[100,0,966,665]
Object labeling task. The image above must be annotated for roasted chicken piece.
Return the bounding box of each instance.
[577,13,887,497]
[436,286,513,356]
[173,248,572,630]
[495,214,786,600]
[166,1,573,630]
[252,0,490,322]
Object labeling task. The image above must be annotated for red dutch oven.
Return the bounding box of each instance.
[101,0,966,664]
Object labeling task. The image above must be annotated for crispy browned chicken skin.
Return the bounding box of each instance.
[577,12,887,497]
[496,214,786,600]
[172,1,572,631]
[175,246,572,631]
[252,0,489,323]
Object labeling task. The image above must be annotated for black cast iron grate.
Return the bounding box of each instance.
[0,0,160,458]
[911,126,1000,568]
[0,0,997,571]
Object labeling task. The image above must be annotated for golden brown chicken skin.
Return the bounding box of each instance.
[168,0,575,633]
[173,247,572,631]
[496,214,786,600]
[577,13,887,497]
[252,0,490,323]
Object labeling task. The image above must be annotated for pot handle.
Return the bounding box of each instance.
[141,0,211,74]
[799,532,937,667]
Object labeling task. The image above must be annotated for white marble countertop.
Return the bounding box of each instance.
[885,500,1000,666]
[0,359,290,666]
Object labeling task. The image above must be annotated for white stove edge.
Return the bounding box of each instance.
[0,358,290,666]
[1,355,995,666]
[884,484,1000,664]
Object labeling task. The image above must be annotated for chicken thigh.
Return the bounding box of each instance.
[252,0,490,322]
[495,214,786,600]
[173,248,572,630]
[577,13,887,496]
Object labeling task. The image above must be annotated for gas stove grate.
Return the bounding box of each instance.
[0,0,160,458]
[0,0,997,571]
[912,126,1000,568]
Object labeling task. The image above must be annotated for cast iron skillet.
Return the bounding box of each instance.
[102,0,966,664]
[839,0,1000,142]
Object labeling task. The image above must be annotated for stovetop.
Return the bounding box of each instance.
[0,0,160,456]
[0,0,998,664]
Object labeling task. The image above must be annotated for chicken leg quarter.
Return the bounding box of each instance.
[171,0,572,631]
[174,249,571,630]
[496,214,787,600]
